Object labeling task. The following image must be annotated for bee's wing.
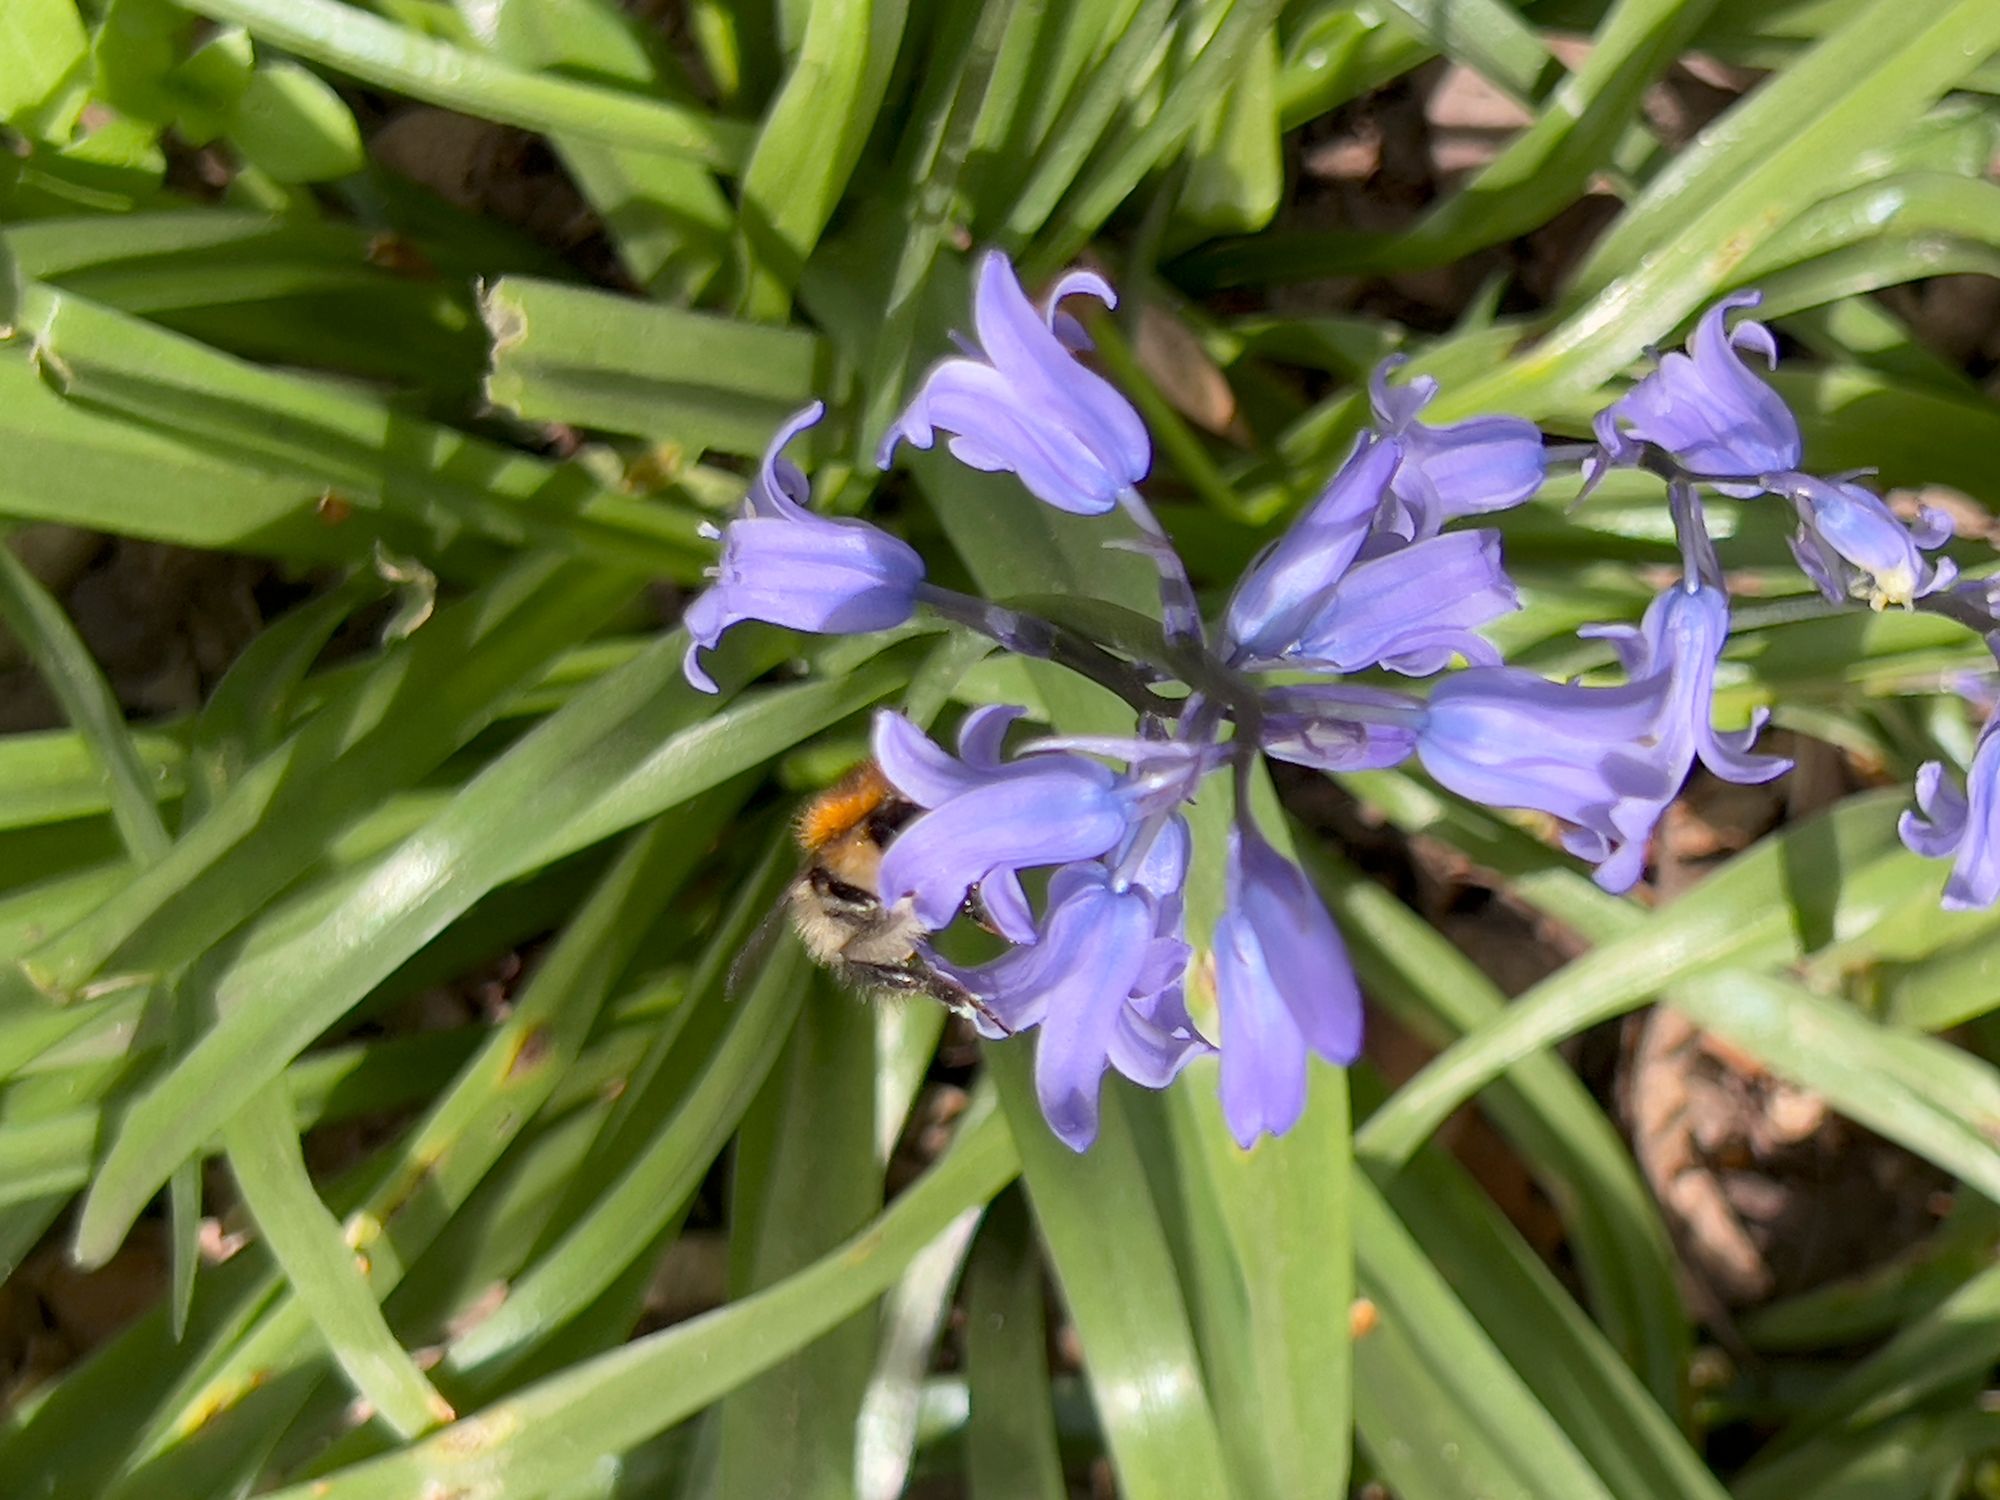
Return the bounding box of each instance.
[726,884,796,1002]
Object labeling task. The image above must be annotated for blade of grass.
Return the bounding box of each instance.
[962,1187,1065,1500]
[1307,842,1688,1408]
[480,275,829,454]
[856,1202,982,1500]
[444,937,810,1376]
[1354,790,1916,1171]
[253,1097,1018,1500]
[74,645,909,1265]
[1165,1059,1353,1500]
[715,987,881,1497]
[1351,1175,1616,1500]
[0,541,168,864]
[220,1080,456,1437]
[1442,0,2000,421]
[733,0,906,318]
[1379,1108,1729,1500]
[182,0,753,168]
[988,1045,1237,1500]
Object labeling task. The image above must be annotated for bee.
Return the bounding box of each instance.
[781,759,1012,1034]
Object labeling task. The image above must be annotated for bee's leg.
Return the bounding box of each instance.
[959,884,997,934]
[923,971,1015,1038]
[848,960,1015,1037]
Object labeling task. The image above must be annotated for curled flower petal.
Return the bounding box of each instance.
[1417,583,1786,892]
[1214,824,1363,1147]
[682,404,923,692]
[933,863,1207,1149]
[877,759,1125,936]
[1370,357,1545,537]
[1290,529,1518,675]
[1902,713,2000,910]
[880,251,1149,515]
[1594,291,1802,494]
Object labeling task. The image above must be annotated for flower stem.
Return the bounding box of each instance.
[915,584,1175,717]
[1115,487,1206,645]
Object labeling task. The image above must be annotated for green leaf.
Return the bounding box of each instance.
[253,1100,1019,1500]
[962,1188,1065,1500]
[1167,1060,1353,1500]
[181,0,753,168]
[73,646,907,1265]
[480,275,829,454]
[447,0,732,299]
[1668,969,2000,1204]
[1380,1117,1731,1500]
[735,0,907,317]
[1371,0,1555,103]
[15,555,633,1009]
[1178,0,1720,284]
[1310,844,1689,1410]
[1352,1176,1616,1500]
[1437,0,2000,421]
[221,1082,455,1437]
[989,1046,1237,1500]
[0,0,88,136]
[0,543,170,863]
[98,816,721,1484]
[715,991,881,1498]
[1177,28,1282,236]
[227,60,365,182]
[1355,791,1916,1171]
[11,283,709,575]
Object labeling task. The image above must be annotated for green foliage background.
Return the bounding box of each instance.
[5,0,2000,1496]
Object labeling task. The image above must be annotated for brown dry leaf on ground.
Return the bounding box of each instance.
[1624,1007,1948,1312]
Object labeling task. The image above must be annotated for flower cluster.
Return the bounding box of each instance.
[680,252,1982,1152]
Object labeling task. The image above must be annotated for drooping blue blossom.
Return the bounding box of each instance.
[1224,434,1397,659]
[878,251,1151,516]
[1591,291,1802,496]
[1772,472,1957,610]
[1294,529,1516,675]
[1222,435,1519,671]
[1417,583,1789,892]
[929,819,1209,1150]
[682,403,924,693]
[1213,821,1364,1147]
[1369,356,1547,538]
[872,707,1212,943]
[1901,709,2000,910]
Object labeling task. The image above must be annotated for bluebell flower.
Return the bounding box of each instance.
[1592,292,1802,496]
[1293,529,1516,675]
[1417,583,1788,892]
[682,403,924,693]
[1222,435,1518,672]
[1214,822,1363,1147]
[878,251,1151,516]
[1772,473,1956,610]
[1370,357,1546,538]
[872,707,1212,942]
[1901,711,2000,910]
[1224,435,1398,660]
[1257,684,1426,773]
[930,821,1208,1150]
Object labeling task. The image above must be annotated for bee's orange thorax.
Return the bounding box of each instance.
[796,761,895,851]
